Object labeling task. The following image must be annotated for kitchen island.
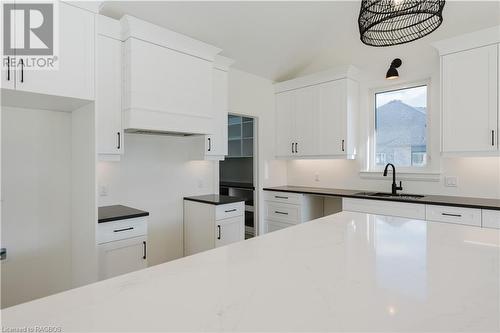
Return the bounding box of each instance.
[2,212,499,332]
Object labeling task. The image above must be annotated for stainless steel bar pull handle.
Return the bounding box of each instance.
[274,211,288,215]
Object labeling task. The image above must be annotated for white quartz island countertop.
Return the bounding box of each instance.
[2,211,499,332]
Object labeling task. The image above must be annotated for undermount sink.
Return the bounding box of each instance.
[354,192,425,200]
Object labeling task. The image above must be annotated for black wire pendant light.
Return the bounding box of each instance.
[358,0,446,47]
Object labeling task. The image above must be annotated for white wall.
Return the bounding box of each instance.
[284,28,500,200]
[1,107,73,308]
[228,69,287,233]
[97,134,217,266]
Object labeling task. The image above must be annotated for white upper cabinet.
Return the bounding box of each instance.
[0,3,15,90]
[121,16,222,135]
[274,66,359,159]
[15,2,95,100]
[294,85,319,156]
[318,79,358,156]
[441,45,498,153]
[96,16,123,156]
[434,26,500,155]
[275,90,297,156]
[204,56,233,159]
[189,56,233,161]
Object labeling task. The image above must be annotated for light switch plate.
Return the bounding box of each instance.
[444,176,458,187]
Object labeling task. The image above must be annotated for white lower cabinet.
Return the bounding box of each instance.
[97,217,148,280]
[342,197,497,228]
[482,210,500,229]
[98,236,147,280]
[265,220,294,233]
[264,191,323,233]
[425,205,481,227]
[184,199,245,256]
[342,198,426,220]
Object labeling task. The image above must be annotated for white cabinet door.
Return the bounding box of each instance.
[318,80,347,155]
[96,35,122,155]
[98,236,147,280]
[295,85,319,156]
[0,3,15,90]
[442,44,498,153]
[265,220,293,233]
[343,198,426,220]
[215,216,244,247]
[16,2,94,100]
[275,90,296,157]
[482,210,500,229]
[205,68,228,157]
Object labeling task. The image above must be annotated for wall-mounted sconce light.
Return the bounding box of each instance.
[386,58,402,80]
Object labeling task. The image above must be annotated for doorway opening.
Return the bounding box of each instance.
[219,114,257,239]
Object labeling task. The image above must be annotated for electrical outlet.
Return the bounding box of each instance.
[444,176,458,187]
[99,185,108,197]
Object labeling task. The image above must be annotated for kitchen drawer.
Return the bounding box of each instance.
[425,205,481,227]
[97,217,148,244]
[215,201,244,220]
[343,198,426,220]
[265,202,301,224]
[264,191,302,205]
[482,210,500,229]
[265,220,294,233]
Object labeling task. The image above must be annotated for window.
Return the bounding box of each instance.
[373,85,428,169]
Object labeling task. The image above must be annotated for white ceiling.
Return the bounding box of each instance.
[100,1,500,81]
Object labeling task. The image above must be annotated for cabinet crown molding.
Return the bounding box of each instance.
[214,55,235,71]
[120,15,222,61]
[433,25,500,56]
[274,65,361,94]
[97,15,121,39]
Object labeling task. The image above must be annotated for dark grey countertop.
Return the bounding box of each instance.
[263,186,500,211]
[98,205,150,223]
[184,194,245,205]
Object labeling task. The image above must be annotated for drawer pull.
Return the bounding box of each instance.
[113,227,134,233]
[441,213,462,218]
[143,241,147,260]
[225,209,237,213]
[275,211,289,215]
[275,196,289,199]
[217,225,221,240]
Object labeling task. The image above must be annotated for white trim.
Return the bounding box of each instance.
[120,15,222,61]
[367,79,435,173]
[213,55,235,71]
[274,65,361,93]
[432,25,500,56]
[359,171,441,182]
[97,15,121,40]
